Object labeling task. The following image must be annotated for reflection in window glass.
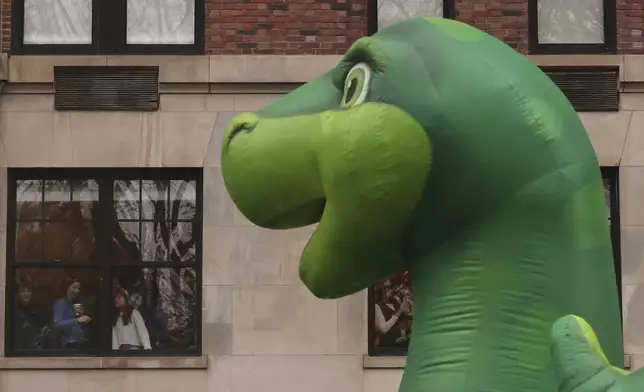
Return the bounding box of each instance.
[603,179,611,221]
[44,180,70,219]
[12,268,100,351]
[114,180,140,220]
[142,222,168,261]
[126,0,195,44]
[537,0,604,44]
[15,179,98,263]
[142,180,168,220]
[72,180,99,220]
[377,0,443,30]
[23,0,92,44]
[43,221,96,261]
[15,222,43,261]
[170,180,196,220]
[110,179,198,263]
[111,221,140,263]
[16,180,42,219]
[112,267,197,350]
[170,222,195,263]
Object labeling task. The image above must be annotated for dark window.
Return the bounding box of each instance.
[5,168,202,357]
[367,0,456,36]
[528,0,617,54]
[368,167,622,356]
[11,0,205,55]
[602,166,622,316]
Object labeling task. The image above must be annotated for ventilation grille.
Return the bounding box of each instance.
[539,66,619,112]
[54,66,159,111]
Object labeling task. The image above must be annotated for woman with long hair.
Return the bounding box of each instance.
[112,288,152,350]
[52,277,91,349]
[374,279,410,348]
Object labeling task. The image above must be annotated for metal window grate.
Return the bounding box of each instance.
[539,66,619,112]
[54,66,160,111]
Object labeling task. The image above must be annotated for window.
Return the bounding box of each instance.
[602,166,622,316]
[368,167,621,356]
[528,0,616,54]
[11,0,205,55]
[367,0,456,35]
[5,168,202,357]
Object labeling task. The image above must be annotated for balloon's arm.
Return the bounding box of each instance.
[552,314,642,392]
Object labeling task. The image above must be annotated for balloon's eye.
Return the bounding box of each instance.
[341,62,371,108]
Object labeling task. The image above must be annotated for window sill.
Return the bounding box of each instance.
[363,355,406,369]
[0,355,208,370]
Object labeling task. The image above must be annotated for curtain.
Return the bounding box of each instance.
[538,0,604,44]
[24,0,92,44]
[377,0,443,30]
[127,0,195,44]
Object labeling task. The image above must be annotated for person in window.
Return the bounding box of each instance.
[112,288,152,350]
[53,277,91,349]
[14,282,49,350]
[129,278,162,348]
[374,279,410,348]
[394,285,413,345]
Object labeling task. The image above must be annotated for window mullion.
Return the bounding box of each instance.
[97,177,113,355]
[96,0,127,54]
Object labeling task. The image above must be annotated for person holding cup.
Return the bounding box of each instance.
[52,277,91,349]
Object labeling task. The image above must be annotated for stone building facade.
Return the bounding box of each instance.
[0,1,642,392]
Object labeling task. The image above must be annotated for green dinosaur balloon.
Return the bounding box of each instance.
[221,17,641,392]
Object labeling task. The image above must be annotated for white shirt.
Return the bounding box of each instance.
[375,304,399,334]
[112,309,152,349]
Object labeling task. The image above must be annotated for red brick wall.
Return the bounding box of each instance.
[456,0,529,53]
[618,0,644,54]
[205,0,367,55]
[0,1,638,55]
[205,0,531,55]
[457,0,642,55]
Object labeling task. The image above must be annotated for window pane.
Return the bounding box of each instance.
[72,180,99,220]
[16,222,43,261]
[142,222,168,261]
[170,180,196,220]
[114,180,140,220]
[23,0,92,45]
[537,0,604,44]
[142,180,168,220]
[112,267,197,351]
[12,268,100,351]
[373,272,413,351]
[110,222,141,263]
[17,180,42,220]
[127,0,195,44]
[44,180,71,220]
[43,221,96,261]
[603,179,611,220]
[169,222,195,263]
[377,0,442,30]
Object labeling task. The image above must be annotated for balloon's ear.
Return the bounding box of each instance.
[551,315,627,392]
